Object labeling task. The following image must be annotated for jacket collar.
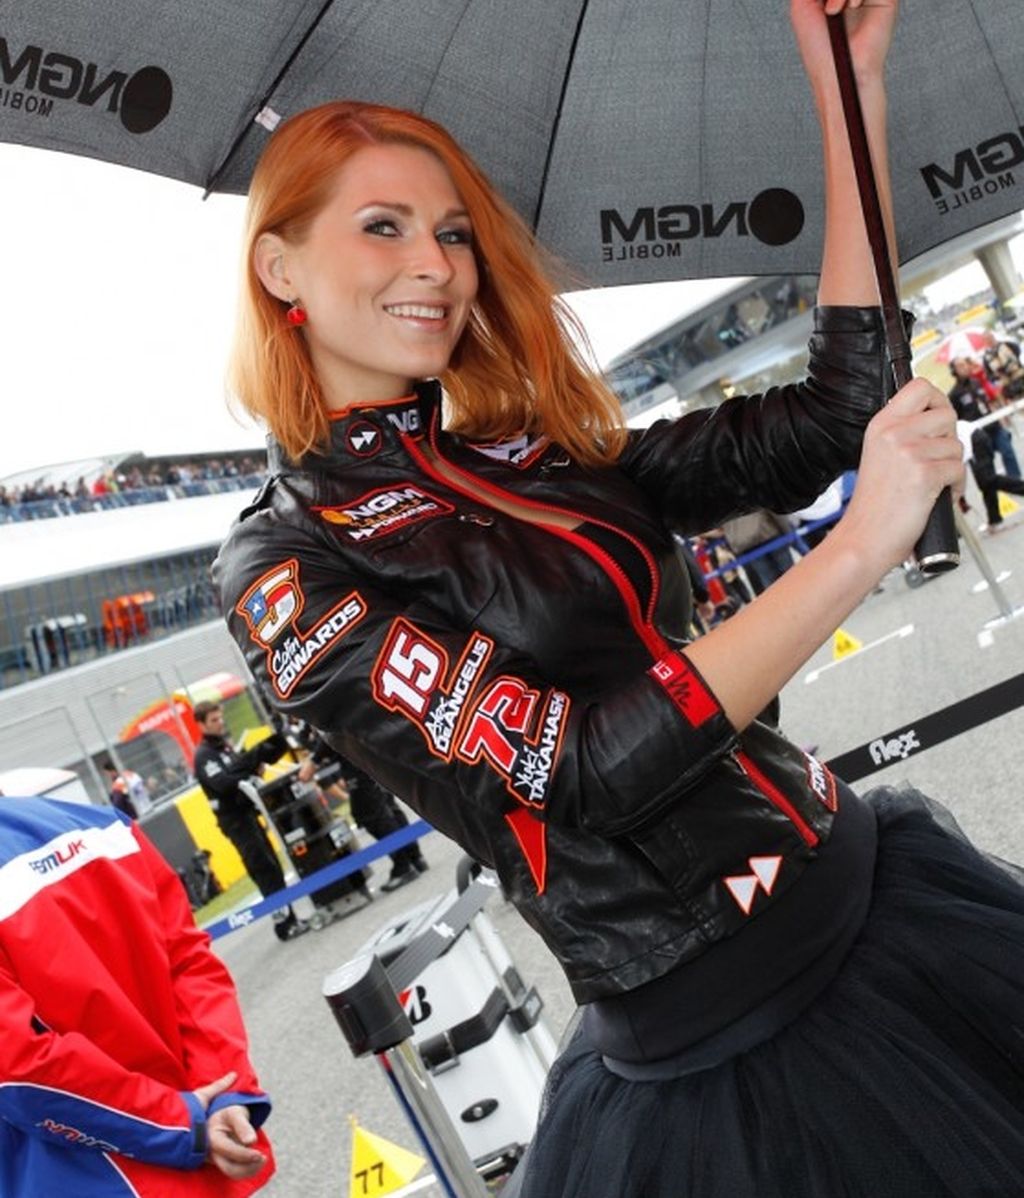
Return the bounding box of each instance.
[267,380,441,474]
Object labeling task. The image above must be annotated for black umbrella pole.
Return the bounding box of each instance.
[826,15,958,573]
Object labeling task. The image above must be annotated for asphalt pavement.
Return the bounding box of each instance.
[214,515,1024,1198]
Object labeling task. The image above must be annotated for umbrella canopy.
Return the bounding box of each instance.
[934,327,989,364]
[1,0,1022,288]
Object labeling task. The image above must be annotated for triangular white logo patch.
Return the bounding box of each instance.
[749,855,782,894]
[724,875,759,915]
[724,856,784,914]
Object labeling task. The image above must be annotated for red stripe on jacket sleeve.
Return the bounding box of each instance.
[648,651,721,728]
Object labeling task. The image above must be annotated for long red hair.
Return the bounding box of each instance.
[229,101,625,466]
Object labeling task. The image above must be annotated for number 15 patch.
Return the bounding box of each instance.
[372,620,494,760]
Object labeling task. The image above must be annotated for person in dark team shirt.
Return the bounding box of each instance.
[192,701,307,942]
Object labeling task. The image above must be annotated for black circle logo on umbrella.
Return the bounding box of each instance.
[119,66,173,134]
[747,188,805,247]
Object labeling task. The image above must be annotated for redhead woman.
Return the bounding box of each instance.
[216,1,1024,1194]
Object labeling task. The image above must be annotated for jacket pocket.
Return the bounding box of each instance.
[731,749,819,848]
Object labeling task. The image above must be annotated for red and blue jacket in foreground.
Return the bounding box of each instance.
[0,797,274,1197]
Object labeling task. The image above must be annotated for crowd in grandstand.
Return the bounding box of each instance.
[0,453,267,521]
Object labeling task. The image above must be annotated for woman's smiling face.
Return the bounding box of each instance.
[267,142,479,408]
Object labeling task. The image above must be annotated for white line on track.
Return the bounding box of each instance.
[971,570,1012,595]
[388,1175,441,1197]
[804,623,915,684]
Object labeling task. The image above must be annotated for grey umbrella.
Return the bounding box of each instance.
[1,0,1021,289]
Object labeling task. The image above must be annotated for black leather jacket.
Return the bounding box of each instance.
[215,306,896,1002]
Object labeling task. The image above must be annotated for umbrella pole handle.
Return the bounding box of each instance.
[826,14,959,574]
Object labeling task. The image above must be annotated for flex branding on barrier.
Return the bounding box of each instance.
[867,730,921,765]
[827,672,1024,784]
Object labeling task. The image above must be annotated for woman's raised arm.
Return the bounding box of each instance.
[790,0,898,305]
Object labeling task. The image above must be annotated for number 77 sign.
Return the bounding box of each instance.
[349,1118,426,1198]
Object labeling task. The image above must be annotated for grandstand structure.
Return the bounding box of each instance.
[608,214,1024,428]
[0,445,270,804]
[0,447,266,522]
[1,448,267,682]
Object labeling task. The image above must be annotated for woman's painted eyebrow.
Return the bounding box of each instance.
[356,201,470,221]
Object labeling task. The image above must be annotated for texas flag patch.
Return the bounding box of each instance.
[237,560,304,646]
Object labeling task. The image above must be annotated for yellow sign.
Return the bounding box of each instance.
[350,1120,426,1198]
[911,328,940,350]
[955,304,991,325]
[832,628,863,660]
[998,493,1020,517]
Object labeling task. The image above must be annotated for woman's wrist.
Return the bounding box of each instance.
[817,511,898,585]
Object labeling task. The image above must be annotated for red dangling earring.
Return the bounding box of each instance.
[286,300,307,327]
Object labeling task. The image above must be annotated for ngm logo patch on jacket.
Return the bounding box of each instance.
[314,485,453,542]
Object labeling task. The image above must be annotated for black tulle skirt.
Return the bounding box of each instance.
[515,789,1024,1198]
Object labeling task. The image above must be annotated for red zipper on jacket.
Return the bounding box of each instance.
[430,423,664,628]
[733,750,819,847]
[398,423,670,662]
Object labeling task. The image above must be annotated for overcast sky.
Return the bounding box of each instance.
[2,143,752,482]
